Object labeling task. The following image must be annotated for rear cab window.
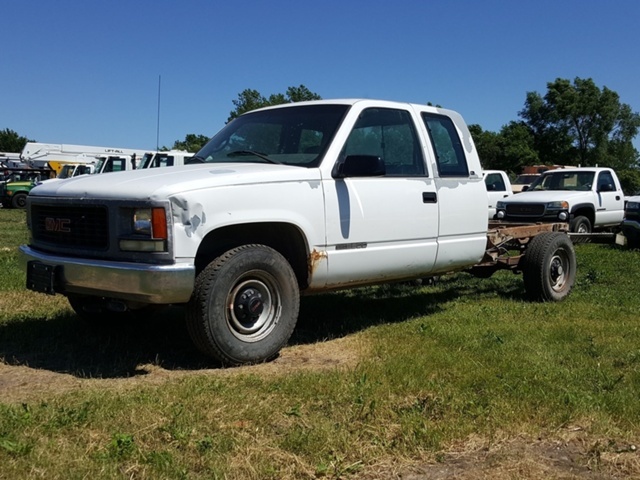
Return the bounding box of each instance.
[421,113,469,177]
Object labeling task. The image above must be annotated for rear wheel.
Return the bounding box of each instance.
[522,232,576,302]
[186,244,299,366]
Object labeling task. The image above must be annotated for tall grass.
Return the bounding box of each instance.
[0,209,29,290]
[1,208,639,479]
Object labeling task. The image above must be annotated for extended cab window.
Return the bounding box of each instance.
[342,108,425,176]
[422,113,469,177]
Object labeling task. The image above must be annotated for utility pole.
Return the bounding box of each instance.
[156,75,161,151]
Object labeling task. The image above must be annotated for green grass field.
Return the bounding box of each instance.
[0,207,639,479]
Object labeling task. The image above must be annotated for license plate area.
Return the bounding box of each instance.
[26,261,61,295]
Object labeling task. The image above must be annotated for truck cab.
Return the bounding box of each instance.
[21,99,574,366]
[139,151,194,169]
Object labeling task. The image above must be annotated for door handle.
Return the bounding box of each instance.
[423,192,437,203]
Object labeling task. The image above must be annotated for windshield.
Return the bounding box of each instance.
[93,156,128,173]
[527,171,595,191]
[58,165,75,179]
[195,104,350,168]
[140,153,155,168]
[514,174,539,184]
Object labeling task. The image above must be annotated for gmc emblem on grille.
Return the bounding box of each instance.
[45,217,71,233]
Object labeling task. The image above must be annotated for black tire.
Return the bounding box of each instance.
[186,244,299,366]
[522,232,576,302]
[625,229,640,249]
[11,192,28,209]
[570,215,591,234]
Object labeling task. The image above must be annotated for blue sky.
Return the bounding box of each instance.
[3,0,639,152]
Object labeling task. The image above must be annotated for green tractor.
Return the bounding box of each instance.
[1,168,50,209]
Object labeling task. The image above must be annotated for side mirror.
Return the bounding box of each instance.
[332,155,386,178]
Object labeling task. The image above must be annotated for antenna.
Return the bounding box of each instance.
[156,75,161,151]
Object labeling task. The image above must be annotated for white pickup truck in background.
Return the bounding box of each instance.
[495,167,625,234]
[483,170,513,219]
[139,150,195,169]
[20,99,577,365]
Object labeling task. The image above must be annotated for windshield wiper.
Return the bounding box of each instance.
[185,155,206,164]
[227,150,281,164]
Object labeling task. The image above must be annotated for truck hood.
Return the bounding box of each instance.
[505,190,592,204]
[29,163,321,200]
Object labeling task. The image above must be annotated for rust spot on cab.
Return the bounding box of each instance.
[308,249,328,276]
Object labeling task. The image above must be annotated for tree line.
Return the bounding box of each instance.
[3,78,639,191]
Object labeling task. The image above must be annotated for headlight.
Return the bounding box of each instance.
[132,208,167,238]
[496,201,506,209]
[627,201,640,211]
[546,201,569,210]
[120,207,168,252]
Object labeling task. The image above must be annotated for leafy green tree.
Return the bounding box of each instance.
[616,168,640,196]
[284,85,322,103]
[227,85,321,122]
[171,134,210,153]
[0,128,33,152]
[470,122,537,175]
[519,77,640,168]
[469,124,501,170]
[496,121,539,173]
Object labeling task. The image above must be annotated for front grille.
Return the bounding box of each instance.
[31,204,109,250]
[505,203,546,216]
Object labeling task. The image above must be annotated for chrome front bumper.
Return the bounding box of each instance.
[19,245,195,304]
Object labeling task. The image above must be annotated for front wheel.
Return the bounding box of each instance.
[521,232,576,302]
[570,215,591,234]
[624,228,640,249]
[186,244,300,366]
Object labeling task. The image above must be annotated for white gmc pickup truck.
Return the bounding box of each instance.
[495,167,625,233]
[20,99,577,365]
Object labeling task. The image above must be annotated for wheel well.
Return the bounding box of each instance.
[571,206,594,225]
[194,222,310,289]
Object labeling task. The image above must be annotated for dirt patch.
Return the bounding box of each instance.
[0,335,362,404]
[365,433,639,479]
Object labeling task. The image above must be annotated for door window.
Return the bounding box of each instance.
[484,173,506,192]
[342,108,425,176]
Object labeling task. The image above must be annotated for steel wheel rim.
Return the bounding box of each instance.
[226,272,280,342]
[549,250,569,292]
